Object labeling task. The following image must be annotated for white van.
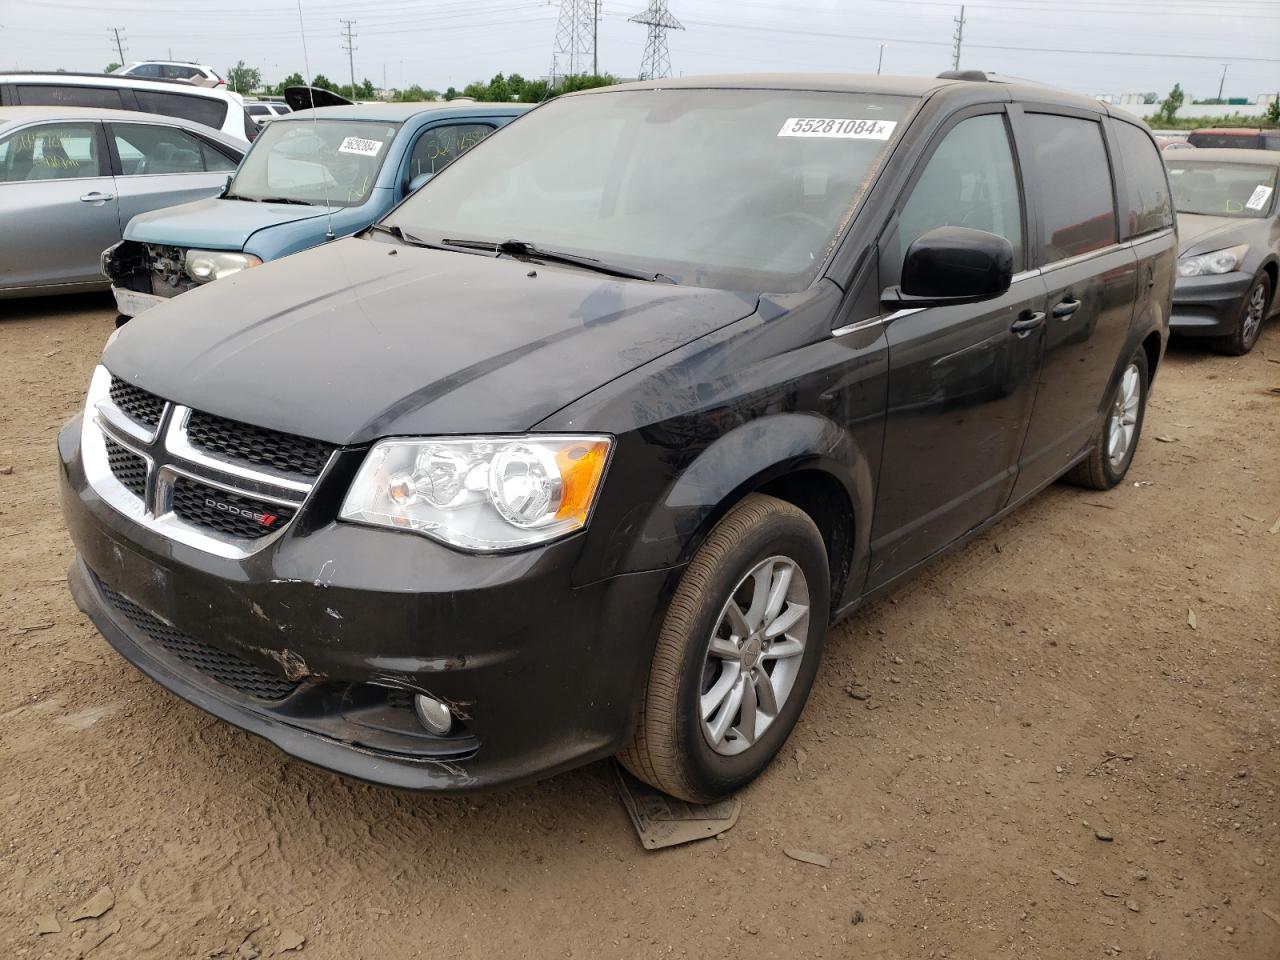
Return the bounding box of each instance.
[0,73,255,142]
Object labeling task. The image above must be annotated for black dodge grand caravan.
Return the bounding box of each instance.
[60,73,1175,801]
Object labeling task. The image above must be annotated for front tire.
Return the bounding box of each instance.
[619,494,830,802]
[1211,272,1270,356]
[1065,347,1149,491]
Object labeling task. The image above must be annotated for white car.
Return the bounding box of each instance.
[0,72,255,142]
[112,61,225,88]
[244,101,292,125]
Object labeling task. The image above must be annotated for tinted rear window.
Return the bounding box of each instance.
[1188,132,1263,149]
[15,84,123,109]
[1113,122,1173,237]
[1025,113,1118,263]
[133,89,227,130]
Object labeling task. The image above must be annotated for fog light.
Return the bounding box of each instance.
[413,694,453,736]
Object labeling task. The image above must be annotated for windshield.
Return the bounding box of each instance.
[1168,160,1277,218]
[227,119,399,206]
[386,88,917,290]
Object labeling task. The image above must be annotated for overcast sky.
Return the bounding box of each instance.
[2,0,1277,100]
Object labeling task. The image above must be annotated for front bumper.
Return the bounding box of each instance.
[59,416,671,792]
[1170,271,1252,337]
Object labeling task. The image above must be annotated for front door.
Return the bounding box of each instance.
[867,110,1047,589]
[1009,111,1138,499]
[0,120,119,290]
[107,121,239,231]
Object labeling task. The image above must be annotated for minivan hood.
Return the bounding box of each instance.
[1176,213,1252,257]
[103,237,758,444]
[123,196,338,250]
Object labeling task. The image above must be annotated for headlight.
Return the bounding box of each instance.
[339,435,612,551]
[1177,244,1247,278]
[183,249,262,283]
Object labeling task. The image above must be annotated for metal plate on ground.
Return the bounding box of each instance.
[614,762,740,850]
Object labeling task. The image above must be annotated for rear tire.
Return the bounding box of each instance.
[114,314,131,329]
[619,494,830,802]
[1210,272,1270,356]
[1065,347,1149,491]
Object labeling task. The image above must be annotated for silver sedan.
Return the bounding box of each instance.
[0,106,245,299]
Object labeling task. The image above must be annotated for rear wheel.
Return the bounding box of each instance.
[619,494,830,802]
[1211,272,1270,356]
[1065,348,1149,491]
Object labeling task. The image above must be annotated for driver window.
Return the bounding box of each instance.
[407,123,494,180]
[897,113,1023,270]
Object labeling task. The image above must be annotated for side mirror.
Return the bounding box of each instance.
[219,174,233,198]
[882,226,1013,309]
[406,172,434,194]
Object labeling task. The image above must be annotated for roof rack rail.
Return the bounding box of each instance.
[936,70,989,82]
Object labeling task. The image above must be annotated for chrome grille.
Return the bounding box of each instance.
[187,411,333,478]
[104,437,147,500]
[81,365,325,559]
[109,377,164,429]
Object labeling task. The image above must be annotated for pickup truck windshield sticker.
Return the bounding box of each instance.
[778,118,897,140]
[1246,184,1273,211]
[338,136,383,157]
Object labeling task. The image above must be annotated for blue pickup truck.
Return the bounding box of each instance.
[102,97,528,318]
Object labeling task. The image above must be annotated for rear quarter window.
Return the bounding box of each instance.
[1024,113,1118,263]
[1113,122,1173,236]
[133,90,227,130]
[15,84,123,109]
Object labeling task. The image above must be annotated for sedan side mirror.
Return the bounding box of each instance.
[882,226,1013,309]
[406,172,434,194]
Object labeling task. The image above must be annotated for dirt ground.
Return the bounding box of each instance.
[1,292,1277,960]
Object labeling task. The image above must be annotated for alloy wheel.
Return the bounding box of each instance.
[699,555,810,757]
[1242,281,1266,347]
[1106,363,1141,469]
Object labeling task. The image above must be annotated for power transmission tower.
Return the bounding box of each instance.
[629,0,683,80]
[549,0,597,86]
[951,4,965,71]
[109,27,127,65]
[339,18,357,97]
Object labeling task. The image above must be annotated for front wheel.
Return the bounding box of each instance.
[1211,272,1270,356]
[619,494,830,802]
[1065,348,1149,491]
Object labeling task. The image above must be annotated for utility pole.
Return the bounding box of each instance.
[951,4,965,71]
[593,0,599,76]
[1217,63,1228,102]
[110,27,127,65]
[339,18,357,98]
[877,43,885,75]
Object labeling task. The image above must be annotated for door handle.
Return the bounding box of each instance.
[1052,298,1081,319]
[1010,311,1045,336]
[80,192,114,203]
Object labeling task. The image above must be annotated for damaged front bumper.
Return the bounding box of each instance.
[102,241,195,317]
[58,415,670,793]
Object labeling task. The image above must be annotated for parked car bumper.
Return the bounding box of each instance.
[1170,271,1253,337]
[58,415,669,793]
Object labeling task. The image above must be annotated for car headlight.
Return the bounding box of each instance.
[339,435,612,551]
[1177,244,1247,278]
[184,249,262,283]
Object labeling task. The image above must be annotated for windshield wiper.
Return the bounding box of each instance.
[253,196,315,206]
[365,222,443,249]
[440,238,675,283]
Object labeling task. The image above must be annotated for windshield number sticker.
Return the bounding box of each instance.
[338,136,383,157]
[1246,184,1273,211]
[778,118,896,140]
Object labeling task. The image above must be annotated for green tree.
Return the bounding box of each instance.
[461,81,486,100]
[276,72,305,94]
[106,62,122,74]
[311,74,337,92]
[225,60,262,95]
[444,86,459,101]
[486,73,511,103]
[1152,83,1184,126]
[555,73,616,95]
[1266,96,1280,126]
[520,79,549,102]
[358,78,376,100]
